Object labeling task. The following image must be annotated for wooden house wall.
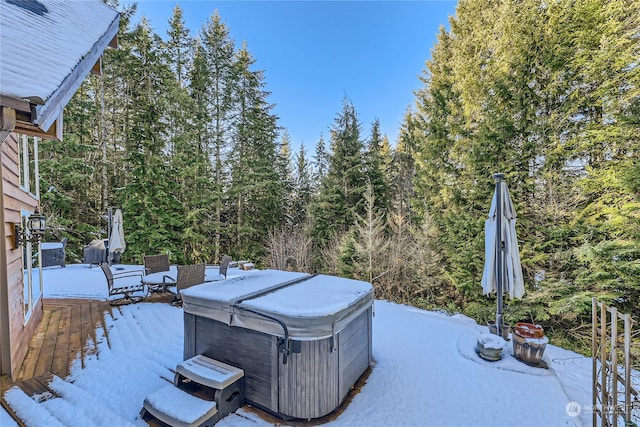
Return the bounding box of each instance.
[2,133,43,379]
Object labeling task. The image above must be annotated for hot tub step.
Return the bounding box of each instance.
[142,384,219,427]
[174,355,246,420]
[143,355,245,426]
[176,355,244,390]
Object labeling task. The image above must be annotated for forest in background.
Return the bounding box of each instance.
[38,0,638,355]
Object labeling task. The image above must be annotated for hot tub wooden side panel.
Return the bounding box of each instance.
[278,337,338,419]
[338,308,372,402]
[184,313,279,413]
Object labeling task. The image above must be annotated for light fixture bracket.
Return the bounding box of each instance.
[13,208,46,249]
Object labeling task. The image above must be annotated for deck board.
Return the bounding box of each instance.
[33,308,61,376]
[17,308,52,379]
[51,305,71,378]
[15,295,172,384]
[80,301,93,361]
[1,293,177,426]
[68,303,83,369]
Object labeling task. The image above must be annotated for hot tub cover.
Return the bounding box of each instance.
[182,270,374,339]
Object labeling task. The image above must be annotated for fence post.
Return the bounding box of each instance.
[593,297,598,427]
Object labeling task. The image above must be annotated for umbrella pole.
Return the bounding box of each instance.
[107,207,112,265]
[493,173,505,336]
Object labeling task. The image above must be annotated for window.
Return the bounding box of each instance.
[18,135,42,322]
[18,135,39,197]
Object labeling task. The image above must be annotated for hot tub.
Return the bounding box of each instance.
[181,270,374,420]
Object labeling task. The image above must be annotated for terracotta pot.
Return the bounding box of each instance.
[514,322,544,338]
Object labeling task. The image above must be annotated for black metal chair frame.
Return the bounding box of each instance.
[101,263,147,305]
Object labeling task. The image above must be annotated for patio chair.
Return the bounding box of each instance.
[205,255,232,282]
[100,264,147,305]
[219,255,231,279]
[143,254,170,274]
[169,263,206,305]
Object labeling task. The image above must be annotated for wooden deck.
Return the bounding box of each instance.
[0,293,370,426]
[0,293,174,425]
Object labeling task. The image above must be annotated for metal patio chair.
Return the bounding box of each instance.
[100,264,147,305]
[169,263,206,305]
[143,254,170,274]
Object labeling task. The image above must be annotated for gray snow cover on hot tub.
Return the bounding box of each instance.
[181,270,374,339]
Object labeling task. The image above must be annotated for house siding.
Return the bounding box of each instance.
[1,133,43,379]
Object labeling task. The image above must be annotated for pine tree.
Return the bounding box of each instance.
[350,183,389,283]
[163,7,217,263]
[313,134,329,188]
[364,118,390,217]
[409,0,640,349]
[311,97,367,248]
[120,18,182,263]
[390,109,418,221]
[563,0,640,317]
[199,11,236,262]
[166,5,192,89]
[291,143,313,226]
[278,131,295,224]
[227,43,282,260]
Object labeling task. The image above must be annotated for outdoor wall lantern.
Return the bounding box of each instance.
[13,208,46,249]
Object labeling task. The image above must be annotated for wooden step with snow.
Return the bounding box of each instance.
[3,386,65,427]
[142,355,245,427]
[143,385,219,427]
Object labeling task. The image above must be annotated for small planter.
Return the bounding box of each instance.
[512,324,548,366]
[514,322,544,338]
[476,332,506,362]
[487,321,511,340]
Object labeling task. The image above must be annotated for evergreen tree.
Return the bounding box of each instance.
[199,11,236,262]
[411,0,640,351]
[311,97,367,247]
[166,5,192,88]
[313,134,329,188]
[278,131,295,224]
[379,134,393,173]
[350,183,389,283]
[391,109,418,220]
[291,143,313,226]
[563,0,640,318]
[163,7,217,263]
[364,118,390,217]
[227,43,282,260]
[121,18,183,262]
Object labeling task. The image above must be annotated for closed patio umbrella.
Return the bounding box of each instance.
[108,208,126,264]
[481,174,524,335]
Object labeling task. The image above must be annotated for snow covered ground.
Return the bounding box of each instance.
[3,264,592,426]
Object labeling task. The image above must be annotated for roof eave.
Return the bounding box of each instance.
[32,13,120,135]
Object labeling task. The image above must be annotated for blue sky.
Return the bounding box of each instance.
[123,1,458,150]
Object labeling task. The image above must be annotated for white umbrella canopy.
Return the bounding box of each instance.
[481,174,524,333]
[108,209,126,257]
